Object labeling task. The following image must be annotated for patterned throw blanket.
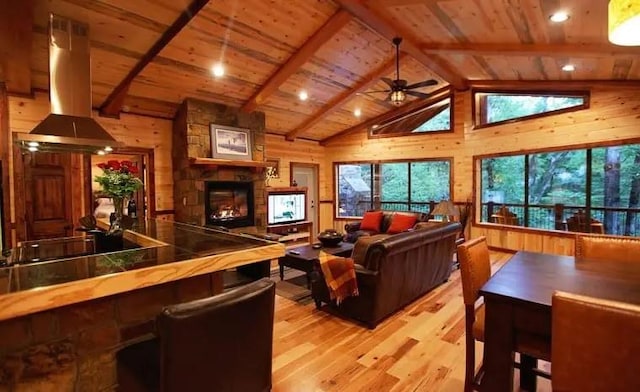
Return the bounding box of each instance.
[318,251,359,304]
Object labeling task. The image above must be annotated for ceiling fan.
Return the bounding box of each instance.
[364,37,438,106]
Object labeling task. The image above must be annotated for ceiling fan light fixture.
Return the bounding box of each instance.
[390,90,406,105]
[609,0,640,46]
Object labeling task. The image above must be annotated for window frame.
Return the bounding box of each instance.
[473,137,640,237]
[368,94,454,139]
[472,89,590,130]
[334,157,454,220]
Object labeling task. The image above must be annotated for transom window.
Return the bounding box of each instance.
[335,159,452,218]
[478,142,640,236]
[474,90,589,128]
[369,97,452,138]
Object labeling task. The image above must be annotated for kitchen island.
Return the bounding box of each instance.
[0,219,285,390]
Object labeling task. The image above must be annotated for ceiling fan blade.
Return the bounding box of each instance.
[405,90,430,99]
[405,79,438,90]
[381,77,395,87]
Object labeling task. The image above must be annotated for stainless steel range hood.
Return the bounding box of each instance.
[16,14,124,153]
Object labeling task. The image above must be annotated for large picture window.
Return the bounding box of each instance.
[474,90,589,128]
[479,142,640,236]
[336,159,452,218]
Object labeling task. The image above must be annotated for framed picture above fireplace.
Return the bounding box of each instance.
[210,124,252,161]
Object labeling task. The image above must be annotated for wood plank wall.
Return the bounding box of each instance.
[264,134,332,230]
[323,87,640,254]
[5,87,640,254]
[6,92,173,243]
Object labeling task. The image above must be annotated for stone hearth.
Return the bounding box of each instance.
[172,99,267,231]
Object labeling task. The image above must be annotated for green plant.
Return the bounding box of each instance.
[94,160,142,198]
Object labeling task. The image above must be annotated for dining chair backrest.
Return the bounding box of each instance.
[575,234,640,262]
[552,291,640,392]
[457,236,491,306]
[566,210,604,233]
[491,206,518,225]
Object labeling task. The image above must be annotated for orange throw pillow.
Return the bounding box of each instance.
[360,211,383,232]
[386,214,417,234]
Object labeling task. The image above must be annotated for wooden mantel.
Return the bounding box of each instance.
[189,157,268,170]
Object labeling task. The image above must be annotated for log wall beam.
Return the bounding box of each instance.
[336,0,467,90]
[99,0,210,117]
[0,0,34,95]
[421,42,640,58]
[241,9,353,113]
[284,54,404,141]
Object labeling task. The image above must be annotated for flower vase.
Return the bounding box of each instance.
[108,197,125,235]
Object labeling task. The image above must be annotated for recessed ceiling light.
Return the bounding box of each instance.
[97,150,106,155]
[212,63,225,77]
[354,108,362,117]
[104,146,113,152]
[550,11,570,23]
[371,124,379,129]
[28,146,38,152]
[298,90,308,101]
[27,141,39,147]
[562,64,575,72]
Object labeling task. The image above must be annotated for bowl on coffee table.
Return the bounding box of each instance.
[317,230,343,247]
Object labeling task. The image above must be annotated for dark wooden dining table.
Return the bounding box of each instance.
[479,250,640,392]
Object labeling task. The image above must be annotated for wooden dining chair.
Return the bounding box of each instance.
[490,205,519,225]
[566,209,604,233]
[458,237,549,392]
[456,236,492,392]
[575,234,640,262]
[552,291,640,392]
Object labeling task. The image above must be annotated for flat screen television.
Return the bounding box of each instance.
[267,190,306,225]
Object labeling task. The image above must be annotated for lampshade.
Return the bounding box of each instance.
[390,90,406,105]
[609,0,640,46]
[432,200,459,222]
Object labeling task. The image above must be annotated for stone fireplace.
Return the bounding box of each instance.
[172,99,267,231]
[204,180,254,228]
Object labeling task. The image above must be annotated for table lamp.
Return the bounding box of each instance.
[431,200,459,223]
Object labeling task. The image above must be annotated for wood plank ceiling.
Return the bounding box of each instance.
[7,0,640,142]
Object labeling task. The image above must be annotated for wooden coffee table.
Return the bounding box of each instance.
[278,242,354,288]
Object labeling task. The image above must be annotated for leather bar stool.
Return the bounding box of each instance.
[117,278,276,392]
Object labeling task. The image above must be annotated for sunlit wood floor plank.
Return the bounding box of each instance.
[272,251,552,392]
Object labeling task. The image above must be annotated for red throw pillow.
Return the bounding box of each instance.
[360,211,383,232]
[386,214,417,234]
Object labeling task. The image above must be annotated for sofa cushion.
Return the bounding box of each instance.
[360,211,383,232]
[352,234,389,266]
[386,213,417,234]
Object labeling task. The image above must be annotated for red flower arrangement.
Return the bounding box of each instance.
[95,160,142,199]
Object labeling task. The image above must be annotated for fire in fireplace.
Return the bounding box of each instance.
[204,181,255,228]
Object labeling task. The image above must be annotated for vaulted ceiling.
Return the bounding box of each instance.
[2,0,640,142]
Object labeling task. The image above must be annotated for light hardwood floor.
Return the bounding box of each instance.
[272,251,552,392]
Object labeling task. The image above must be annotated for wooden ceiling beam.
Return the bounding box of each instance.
[241,9,352,113]
[421,42,640,58]
[335,0,467,91]
[0,0,34,95]
[99,0,210,118]
[320,86,451,145]
[469,79,640,91]
[284,53,404,141]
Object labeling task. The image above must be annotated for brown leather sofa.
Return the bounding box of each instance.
[312,221,461,328]
[344,210,430,243]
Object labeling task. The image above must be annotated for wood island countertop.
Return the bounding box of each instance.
[0,219,285,322]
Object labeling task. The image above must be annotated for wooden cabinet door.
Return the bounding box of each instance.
[24,152,74,239]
